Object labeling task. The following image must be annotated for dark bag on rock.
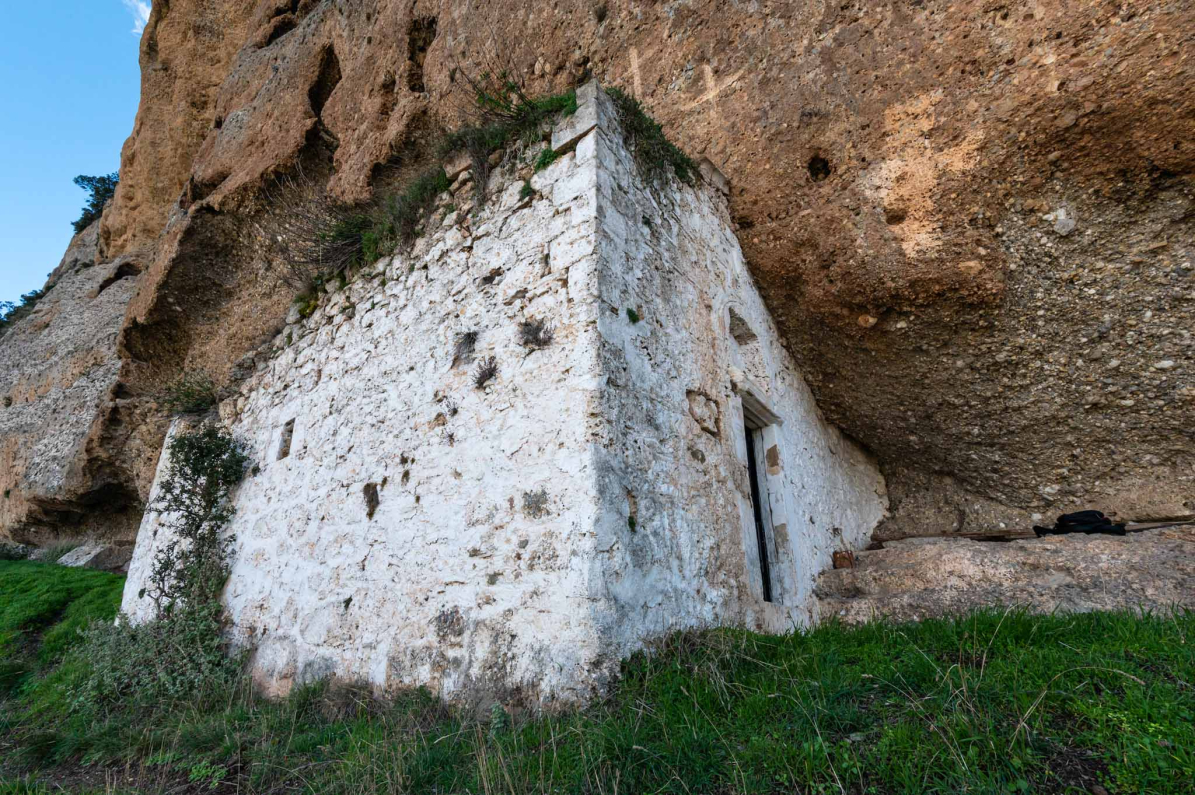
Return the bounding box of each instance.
[1033,510,1126,538]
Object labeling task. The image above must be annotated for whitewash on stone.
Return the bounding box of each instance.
[123,82,887,705]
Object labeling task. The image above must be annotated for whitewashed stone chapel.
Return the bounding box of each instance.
[123,82,887,704]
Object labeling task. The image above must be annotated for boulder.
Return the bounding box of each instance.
[56,542,134,573]
[817,529,1195,624]
[0,542,31,561]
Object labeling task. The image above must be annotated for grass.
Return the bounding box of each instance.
[279,82,576,316]
[0,561,125,696]
[533,147,559,172]
[606,87,697,185]
[158,370,217,416]
[2,566,1193,793]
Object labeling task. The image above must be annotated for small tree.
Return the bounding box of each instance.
[68,425,250,715]
[146,425,248,611]
[0,290,46,339]
[72,172,119,234]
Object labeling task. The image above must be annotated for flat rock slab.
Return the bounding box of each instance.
[816,528,1195,623]
[57,542,134,573]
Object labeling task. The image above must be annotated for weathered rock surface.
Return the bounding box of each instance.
[56,541,134,573]
[0,542,31,560]
[816,529,1195,623]
[0,223,144,544]
[3,0,1194,541]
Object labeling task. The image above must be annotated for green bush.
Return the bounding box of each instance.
[606,87,697,184]
[34,426,249,720]
[0,290,47,340]
[71,173,119,234]
[64,602,241,715]
[158,370,217,416]
[144,426,247,609]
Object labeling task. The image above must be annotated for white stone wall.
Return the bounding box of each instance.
[123,82,886,704]
[583,89,887,658]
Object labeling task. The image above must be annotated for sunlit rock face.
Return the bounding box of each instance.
[0,223,143,544]
[8,0,1194,548]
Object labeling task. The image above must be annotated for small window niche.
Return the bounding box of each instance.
[277,419,296,460]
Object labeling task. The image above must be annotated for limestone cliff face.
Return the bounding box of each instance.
[99,0,258,260]
[0,224,143,542]
[3,0,1193,541]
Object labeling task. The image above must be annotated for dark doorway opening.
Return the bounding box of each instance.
[744,421,773,603]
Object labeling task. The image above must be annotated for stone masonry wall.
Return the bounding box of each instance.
[585,88,887,655]
[123,83,886,704]
[127,130,610,703]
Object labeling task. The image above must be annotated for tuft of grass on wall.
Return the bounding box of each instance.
[606,87,697,185]
[439,74,577,205]
[269,79,581,313]
[158,370,218,416]
[532,147,558,172]
[375,167,452,251]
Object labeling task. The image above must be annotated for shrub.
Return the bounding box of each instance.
[145,426,248,609]
[66,601,241,715]
[517,318,554,349]
[71,173,119,234]
[453,330,479,367]
[473,356,498,389]
[159,370,217,416]
[626,307,641,324]
[58,426,249,717]
[605,88,697,184]
[0,290,48,340]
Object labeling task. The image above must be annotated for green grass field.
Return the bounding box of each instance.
[0,558,1191,794]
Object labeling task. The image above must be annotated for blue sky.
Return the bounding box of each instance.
[0,2,149,305]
